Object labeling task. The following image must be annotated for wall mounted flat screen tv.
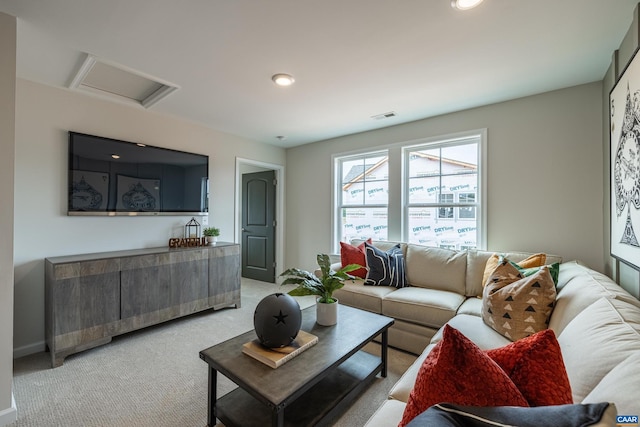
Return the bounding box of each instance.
[68,132,209,216]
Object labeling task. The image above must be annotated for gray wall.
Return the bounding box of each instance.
[12,79,286,357]
[285,83,604,274]
[0,12,16,426]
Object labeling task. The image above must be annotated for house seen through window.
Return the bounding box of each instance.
[334,131,484,251]
[405,140,480,249]
[338,152,389,243]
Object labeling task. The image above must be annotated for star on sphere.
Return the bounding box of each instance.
[273,310,288,325]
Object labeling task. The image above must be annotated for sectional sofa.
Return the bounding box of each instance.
[330,240,640,425]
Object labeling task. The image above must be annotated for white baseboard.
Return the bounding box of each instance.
[0,393,17,426]
[13,340,45,359]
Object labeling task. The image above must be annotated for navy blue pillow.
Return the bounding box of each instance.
[406,402,612,427]
[363,242,407,288]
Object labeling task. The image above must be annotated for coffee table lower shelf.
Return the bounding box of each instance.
[215,350,381,427]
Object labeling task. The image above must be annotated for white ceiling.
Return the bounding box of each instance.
[0,0,637,148]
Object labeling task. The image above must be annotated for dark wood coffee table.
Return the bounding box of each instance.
[199,304,394,427]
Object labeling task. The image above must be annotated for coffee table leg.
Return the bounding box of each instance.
[271,406,284,427]
[381,329,388,378]
[208,367,218,427]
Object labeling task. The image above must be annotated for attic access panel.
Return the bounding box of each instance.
[69,54,179,108]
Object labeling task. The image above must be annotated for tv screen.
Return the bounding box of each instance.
[68,132,209,216]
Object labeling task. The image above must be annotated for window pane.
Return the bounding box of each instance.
[341,181,365,205]
[408,207,477,249]
[364,181,388,205]
[459,193,476,219]
[342,158,364,185]
[340,208,388,242]
[408,148,440,178]
[441,144,477,175]
[441,173,477,195]
[438,194,454,219]
[342,155,387,185]
[364,155,388,180]
[408,176,441,204]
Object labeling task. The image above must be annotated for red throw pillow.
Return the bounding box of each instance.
[399,325,529,427]
[339,238,371,278]
[486,329,573,406]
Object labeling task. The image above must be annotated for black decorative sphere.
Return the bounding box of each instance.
[253,293,302,348]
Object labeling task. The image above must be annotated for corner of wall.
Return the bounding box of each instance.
[0,393,17,426]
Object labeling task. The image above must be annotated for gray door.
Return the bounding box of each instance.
[241,170,276,282]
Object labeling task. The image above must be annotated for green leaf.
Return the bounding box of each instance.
[287,287,316,297]
[280,254,357,301]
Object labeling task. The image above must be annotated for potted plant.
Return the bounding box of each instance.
[203,227,220,245]
[280,254,361,326]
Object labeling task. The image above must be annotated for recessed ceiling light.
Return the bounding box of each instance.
[111,154,120,159]
[451,0,484,10]
[272,74,295,86]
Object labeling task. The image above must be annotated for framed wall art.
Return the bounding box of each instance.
[610,48,640,270]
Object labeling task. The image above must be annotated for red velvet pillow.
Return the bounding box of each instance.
[339,238,371,278]
[399,325,528,427]
[486,329,573,406]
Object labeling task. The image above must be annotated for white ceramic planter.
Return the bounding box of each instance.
[316,298,338,326]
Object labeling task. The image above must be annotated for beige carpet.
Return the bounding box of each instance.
[9,278,416,427]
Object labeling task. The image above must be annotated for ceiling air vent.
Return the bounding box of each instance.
[371,111,397,120]
[68,54,179,108]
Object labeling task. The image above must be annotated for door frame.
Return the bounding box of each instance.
[235,157,285,281]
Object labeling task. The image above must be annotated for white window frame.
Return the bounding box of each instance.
[402,130,487,250]
[333,150,390,247]
[332,129,486,252]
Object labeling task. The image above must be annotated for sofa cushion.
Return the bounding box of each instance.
[332,279,396,314]
[431,314,511,350]
[364,399,407,427]
[486,329,572,406]
[558,297,640,403]
[364,242,408,288]
[382,287,464,329]
[482,252,547,288]
[466,250,563,297]
[457,296,483,316]
[405,245,467,294]
[399,325,528,427]
[582,351,640,416]
[550,261,640,335]
[387,320,436,356]
[482,261,556,341]
[389,343,435,403]
[339,238,371,278]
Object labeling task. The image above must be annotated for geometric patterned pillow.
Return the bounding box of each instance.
[482,252,547,288]
[486,329,573,406]
[363,242,408,288]
[482,258,556,341]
